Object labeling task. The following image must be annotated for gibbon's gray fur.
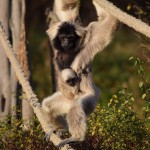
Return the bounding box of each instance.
[43,6,118,148]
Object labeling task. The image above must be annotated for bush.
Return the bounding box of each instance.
[87,88,150,150]
[0,117,55,150]
[0,89,149,150]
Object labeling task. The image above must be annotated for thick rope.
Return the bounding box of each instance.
[0,23,74,150]
[94,0,150,38]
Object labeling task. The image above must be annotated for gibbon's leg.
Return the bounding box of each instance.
[57,86,100,148]
[57,103,86,148]
[42,91,74,135]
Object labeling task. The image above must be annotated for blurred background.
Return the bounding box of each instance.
[25,0,150,111]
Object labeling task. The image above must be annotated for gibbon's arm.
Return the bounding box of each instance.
[71,12,118,73]
[53,0,79,22]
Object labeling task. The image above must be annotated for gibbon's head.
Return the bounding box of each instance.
[61,68,78,86]
[47,21,86,52]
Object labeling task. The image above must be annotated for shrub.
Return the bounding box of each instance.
[87,88,150,150]
[0,117,54,150]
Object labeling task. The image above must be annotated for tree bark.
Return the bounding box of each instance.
[10,0,22,117]
[20,0,33,129]
[0,0,33,124]
[0,0,11,121]
[10,0,33,126]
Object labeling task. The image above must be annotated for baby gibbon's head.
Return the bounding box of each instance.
[61,68,78,86]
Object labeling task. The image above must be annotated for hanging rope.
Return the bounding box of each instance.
[0,23,74,150]
[94,0,150,38]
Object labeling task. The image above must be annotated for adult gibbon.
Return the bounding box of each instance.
[42,7,118,148]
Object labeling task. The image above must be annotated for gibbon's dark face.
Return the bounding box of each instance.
[66,76,78,86]
[53,22,80,52]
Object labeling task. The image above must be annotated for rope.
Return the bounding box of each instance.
[94,0,150,38]
[0,23,74,150]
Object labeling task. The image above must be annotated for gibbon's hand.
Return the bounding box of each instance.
[71,55,89,76]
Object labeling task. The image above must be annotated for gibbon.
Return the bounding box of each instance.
[42,6,118,148]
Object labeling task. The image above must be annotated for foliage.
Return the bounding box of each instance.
[0,116,55,150]
[126,0,150,23]
[0,87,149,150]
[87,88,150,150]
[84,57,150,150]
[129,57,150,118]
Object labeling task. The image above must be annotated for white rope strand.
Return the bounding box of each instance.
[94,0,150,38]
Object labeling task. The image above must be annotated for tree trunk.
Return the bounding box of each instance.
[20,0,33,129]
[0,0,33,124]
[10,0,22,118]
[10,0,33,126]
[0,0,11,121]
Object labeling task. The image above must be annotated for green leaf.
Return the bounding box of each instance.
[131,97,134,102]
[133,61,137,68]
[127,5,131,10]
[142,93,146,99]
[129,57,134,60]
[139,82,143,88]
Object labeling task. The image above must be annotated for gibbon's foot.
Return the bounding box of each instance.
[45,129,55,141]
[57,137,79,149]
[55,129,67,137]
[45,128,67,141]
